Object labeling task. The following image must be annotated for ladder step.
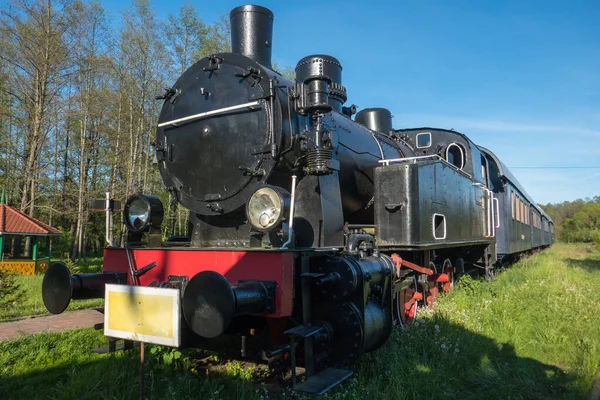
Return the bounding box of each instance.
[293,367,353,394]
[285,325,322,339]
[133,261,157,277]
[300,272,325,278]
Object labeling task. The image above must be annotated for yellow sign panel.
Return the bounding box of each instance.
[104,284,180,347]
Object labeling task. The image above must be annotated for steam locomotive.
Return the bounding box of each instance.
[41,4,554,394]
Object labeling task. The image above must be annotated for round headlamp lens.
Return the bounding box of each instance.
[127,197,150,230]
[123,194,164,233]
[247,186,289,231]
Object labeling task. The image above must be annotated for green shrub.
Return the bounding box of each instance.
[0,269,25,310]
[591,230,600,251]
[61,258,80,274]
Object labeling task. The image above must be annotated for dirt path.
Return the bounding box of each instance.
[0,309,104,341]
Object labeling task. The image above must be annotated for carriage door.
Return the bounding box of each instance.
[530,207,534,248]
[481,155,495,238]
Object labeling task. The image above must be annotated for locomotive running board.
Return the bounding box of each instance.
[293,367,353,394]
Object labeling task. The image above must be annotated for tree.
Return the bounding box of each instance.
[0,0,73,216]
[0,0,308,258]
[68,0,110,259]
[164,3,206,76]
[544,199,600,243]
[0,268,25,309]
[193,12,230,59]
[272,62,295,81]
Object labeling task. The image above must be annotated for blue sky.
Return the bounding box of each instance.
[105,0,600,204]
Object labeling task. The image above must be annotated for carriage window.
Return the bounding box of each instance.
[521,200,524,223]
[519,199,523,223]
[519,198,523,223]
[511,192,515,220]
[446,143,464,169]
[416,132,431,148]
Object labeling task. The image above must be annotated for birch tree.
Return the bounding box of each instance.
[0,0,72,215]
[164,3,206,76]
[68,0,109,259]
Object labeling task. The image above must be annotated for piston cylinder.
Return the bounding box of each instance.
[313,255,392,300]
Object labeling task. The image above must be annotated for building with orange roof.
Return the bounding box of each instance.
[0,191,61,275]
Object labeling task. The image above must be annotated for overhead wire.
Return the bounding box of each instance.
[509,166,600,169]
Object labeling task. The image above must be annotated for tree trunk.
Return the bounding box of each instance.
[110,91,123,195]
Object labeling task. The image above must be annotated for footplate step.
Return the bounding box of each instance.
[90,340,139,354]
[293,367,353,394]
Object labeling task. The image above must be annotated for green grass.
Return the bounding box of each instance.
[0,258,104,321]
[1,245,599,399]
[0,330,259,400]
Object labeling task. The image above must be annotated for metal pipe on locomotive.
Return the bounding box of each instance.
[41,4,553,393]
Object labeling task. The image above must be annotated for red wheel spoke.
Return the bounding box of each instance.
[440,260,454,293]
[394,277,420,326]
[426,286,439,307]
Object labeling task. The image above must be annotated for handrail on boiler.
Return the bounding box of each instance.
[378,155,473,179]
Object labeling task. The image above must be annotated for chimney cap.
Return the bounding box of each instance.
[230,5,273,19]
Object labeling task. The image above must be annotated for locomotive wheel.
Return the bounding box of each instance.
[441,259,454,293]
[394,276,421,327]
[425,262,439,307]
[485,266,495,281]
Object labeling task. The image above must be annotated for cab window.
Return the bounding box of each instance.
[416,132,431,148]
[446,143,464,169]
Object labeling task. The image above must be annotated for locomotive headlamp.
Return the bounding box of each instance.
[246,186,290,232]
[123,194,164,233]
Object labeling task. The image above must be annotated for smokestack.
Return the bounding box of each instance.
[230,5,274,68]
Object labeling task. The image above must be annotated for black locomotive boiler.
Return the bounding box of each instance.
[41,4,554,394]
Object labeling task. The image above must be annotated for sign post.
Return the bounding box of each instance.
[91,193,121,247]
